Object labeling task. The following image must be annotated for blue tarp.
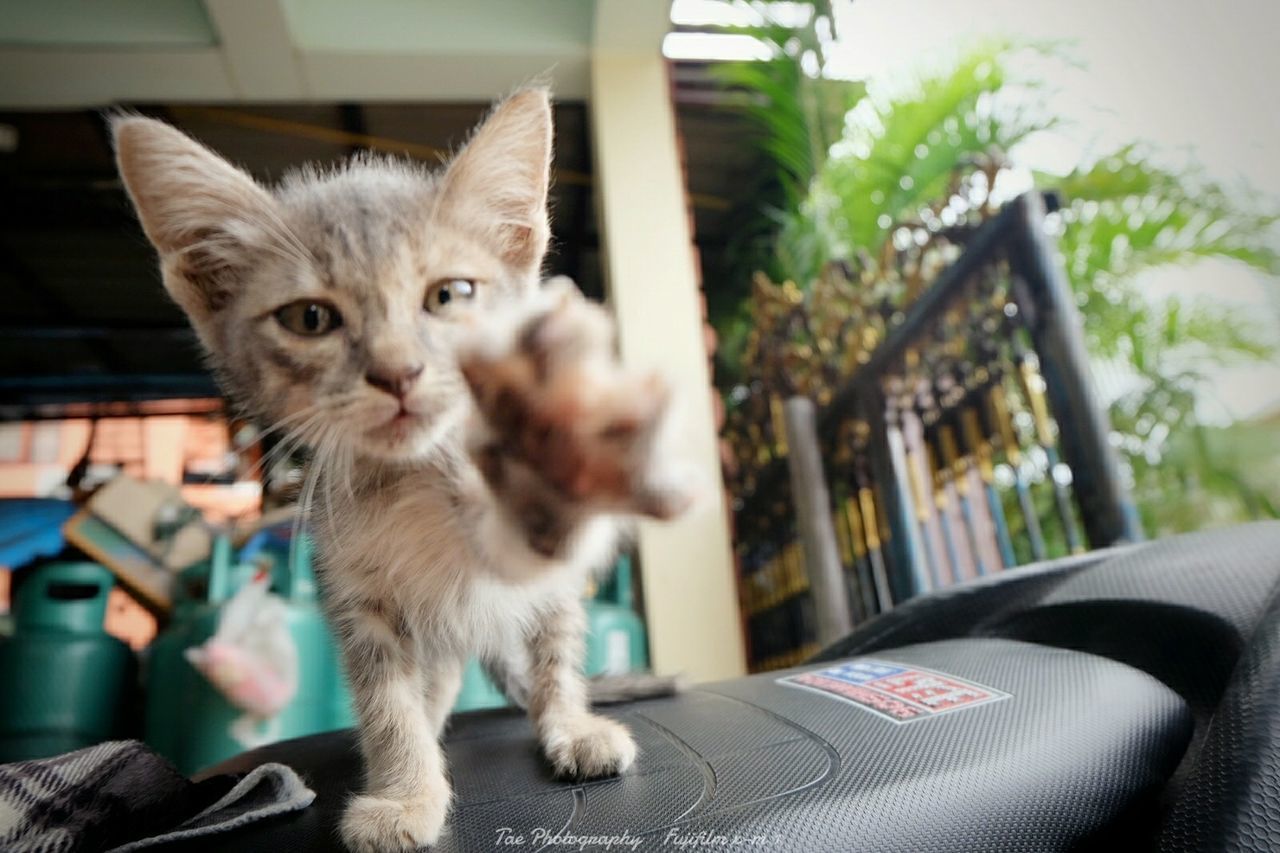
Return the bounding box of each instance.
[0,499,76,569]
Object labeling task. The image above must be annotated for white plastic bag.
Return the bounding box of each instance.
[185,571,299,748]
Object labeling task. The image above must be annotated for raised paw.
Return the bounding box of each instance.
[460,285,694,543]
[340,792,449,853]
[543,713,637,780]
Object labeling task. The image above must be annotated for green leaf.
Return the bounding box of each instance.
[815,40,1048,257]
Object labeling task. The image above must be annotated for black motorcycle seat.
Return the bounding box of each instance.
[182,639,1188,852]
[170,521,1280,852]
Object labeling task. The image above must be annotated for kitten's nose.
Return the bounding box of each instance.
[365,363,424,398]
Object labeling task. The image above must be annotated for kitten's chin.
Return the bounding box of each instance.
[357,406,460,463]
[358,417,435,462]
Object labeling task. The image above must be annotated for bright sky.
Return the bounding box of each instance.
[669,0,1280,420]
[831,0,1280,196]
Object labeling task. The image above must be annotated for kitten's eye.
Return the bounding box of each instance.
[275,301,342,336]
[424,279,476,314]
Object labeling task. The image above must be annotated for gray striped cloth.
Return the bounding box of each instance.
[0,740,314,853]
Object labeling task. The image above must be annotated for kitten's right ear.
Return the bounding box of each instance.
[112,116,281,332]
[436,88,553,275]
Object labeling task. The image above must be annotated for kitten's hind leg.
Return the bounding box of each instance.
[335,602,456,853]
[526,595,637,780]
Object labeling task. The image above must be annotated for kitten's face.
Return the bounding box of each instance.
[195,174,528,463]
[113,91,553,463]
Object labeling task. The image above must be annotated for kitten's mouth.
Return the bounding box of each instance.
[367,405,427,443]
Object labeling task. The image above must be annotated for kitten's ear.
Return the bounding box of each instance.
[438,88,553,273]
[112,116,281,331]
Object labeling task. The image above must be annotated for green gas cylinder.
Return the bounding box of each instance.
[453,657,509,711]
[0,562,136,761]
[145,535,354,774]
[583,555,649,676]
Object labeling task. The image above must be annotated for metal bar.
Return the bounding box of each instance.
[858,484,894,613]
[847,442,895,614]
[0,375,222,421]
[935,499,962,583]
[865,391,921,601]
[829,498,867,625]
[843,495,879,620]
[0,374,218,399]
[0,396,225,423]
[885,413,933,595]
[985,484,1016,568]
[0,326,197,341]
[1016,355,1085,553]
[1008,192,1142,545]
[963,405,1017,568]
[990,383,1047,562]
[924,435,961,585]
[783,397,853,646]
[902,417,942,591]
[940,421,989,576]
[1013,476,1045,561]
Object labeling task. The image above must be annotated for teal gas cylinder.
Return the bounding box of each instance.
[583,554,649,676]
[454,657,509,711]
[0,562,136,761]
[145,535,354,774]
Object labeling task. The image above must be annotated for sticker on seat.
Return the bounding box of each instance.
[777,659,1009,723]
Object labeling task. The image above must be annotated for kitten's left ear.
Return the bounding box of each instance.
[438,88,553,274]
[112,115,285,349]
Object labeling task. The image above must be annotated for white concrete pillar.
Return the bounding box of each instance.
[590,2,745,682]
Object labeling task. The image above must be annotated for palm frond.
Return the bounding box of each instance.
[1040,149,1280,362]
[817,41,1050,259]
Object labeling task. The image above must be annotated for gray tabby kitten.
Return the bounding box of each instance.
[113,89,691,852]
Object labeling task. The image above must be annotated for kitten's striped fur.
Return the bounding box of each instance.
[113,89,690,852]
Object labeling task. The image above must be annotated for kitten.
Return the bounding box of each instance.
[112,89,692,852]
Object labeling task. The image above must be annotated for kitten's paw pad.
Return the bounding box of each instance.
[544,714,637,780]
[340,793,448,853]
[461,290,692,520]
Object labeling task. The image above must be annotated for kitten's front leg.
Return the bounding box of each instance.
[335,602,461,853]
[459,282,688,780]
[526,594,637,779]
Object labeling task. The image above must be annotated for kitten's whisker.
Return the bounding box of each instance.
[288,424,329,560]
[241,393,364,482]
[242,409,327,482]
[311,428,333,509]
[252,402,326,444]
[339,435,357,506]
[246,410,332,505]
[249,393,353,448]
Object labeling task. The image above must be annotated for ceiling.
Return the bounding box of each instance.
[0,2,769,418]
[0,0,607,106]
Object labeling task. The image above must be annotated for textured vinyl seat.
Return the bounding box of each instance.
[169,522,1280,852]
